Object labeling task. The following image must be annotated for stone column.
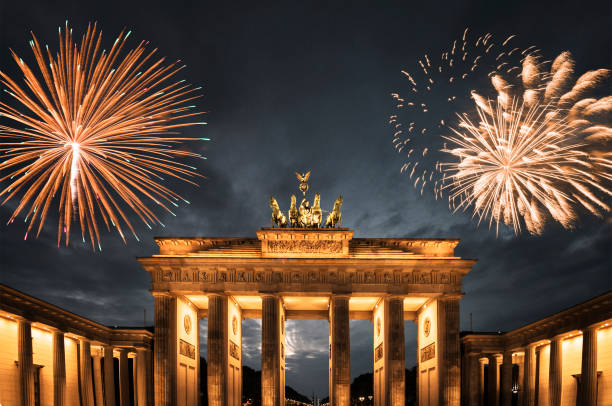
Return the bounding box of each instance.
[329,295,350,405]
[580,325,598,406]
[387,297,406,405]
[52,331,66,406]
[118,349,130,406]
[92,351,104,406]
[467,355,480,406]
[479,358,487,406]
[487,354,499,406]
[103,346,116,406]
[437,297,461,406]
[549,336,563,406]
[79,339,95,406]
[18,319,34,406]
[391,297,406,404]
[153,292,177,406]
[208,294,228,406]
[500,350,513,406]
[146,349,153,406]
[261,295,282,406]
[522,344,536,406]
[136,348,150,406]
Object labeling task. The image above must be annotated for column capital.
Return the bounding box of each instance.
[386,294,405,300]
[487,353,501,361]
[259,293,281,299]
[550,332,566,341]
[440,293,464,300]
[45,325,63,334]
[206,292,227,299]
[584,322,603,331]
[13,314,31,323]
[151,290,174,298]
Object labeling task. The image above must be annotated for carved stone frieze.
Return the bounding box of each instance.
[151,267,462,291]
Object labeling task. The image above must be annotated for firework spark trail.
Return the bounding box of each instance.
[390,28,534,199]
[0,22,208,249]
[442,51,612,234]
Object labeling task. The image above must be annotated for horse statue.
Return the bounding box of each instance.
[270,197,287,227]
[325,196,343,228]
[312,193,322,227]
[289,195,299,227]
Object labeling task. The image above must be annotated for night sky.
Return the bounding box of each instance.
[1,0,611,397]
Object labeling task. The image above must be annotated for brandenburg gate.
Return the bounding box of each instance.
[138,174,475,406]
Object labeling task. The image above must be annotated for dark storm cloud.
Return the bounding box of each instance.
[1,0,611,397]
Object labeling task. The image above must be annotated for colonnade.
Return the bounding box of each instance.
[464,323,603,406]
[152,293,461,406]
[15,317,152,406]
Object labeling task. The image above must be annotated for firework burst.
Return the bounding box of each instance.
[443,52,612,234]
[390,28,535,197]
[0,22,207,249]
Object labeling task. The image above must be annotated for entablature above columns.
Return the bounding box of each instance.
[140,259,473,295]
[462,291,612,355]
[0,284,153,350]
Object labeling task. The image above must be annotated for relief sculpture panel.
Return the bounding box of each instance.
[267,240,343,254]
[179,339,196,359]
[420,342,435,362]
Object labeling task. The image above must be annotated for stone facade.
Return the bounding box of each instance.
[461,291,612,406]
[139,228,475,406]
[2,226,608,405]
[0,283,153,406]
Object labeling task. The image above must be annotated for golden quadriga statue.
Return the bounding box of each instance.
[269,171,343,228]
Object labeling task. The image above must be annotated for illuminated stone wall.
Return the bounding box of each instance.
[0,284,153,406]
[31,327,53,406]
[176,296,199,406]
[561,335,582,406]
[417,300,439,406]
[227,297,242,406]
[598,326,612,402]
[0,316,18,405]
[64,337,80,405]
[538,344,550,405]
[461,292,611,405]
[373,299,385,404]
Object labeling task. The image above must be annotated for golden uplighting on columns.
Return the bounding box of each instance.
[233,296,262,310]
[404,297,428,311]
[348,297,379,311]
[283,296,329,311]
[184,295,209,309]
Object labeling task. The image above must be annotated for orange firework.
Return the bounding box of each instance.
[0,22,207,249]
